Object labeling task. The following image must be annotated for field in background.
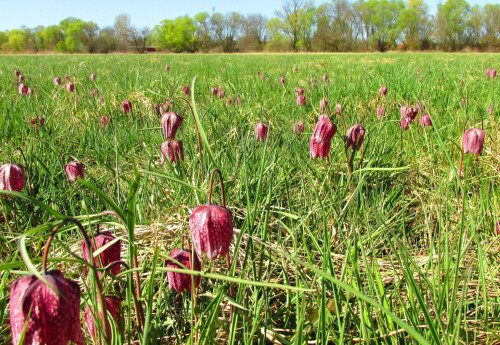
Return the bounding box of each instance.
[0,53,499,344]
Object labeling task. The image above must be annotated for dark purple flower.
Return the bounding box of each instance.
[255,122,268,141]
[211,86,220,96]
[182,86,190,95]
[0,164,25,192]
[486,68,496,78]
[419,114,432,127]
[120,100,132,113]
[166,249,201,293]
[66,83,75,92]
[189,204,233,260]
[53,77,61,85]
[310,115,337,159]
[344,124,365,150]
[84,296,121,338]
[101,115,110,127]
[65,161,85,182]
[379,86,388,96]
[296,95,306,106]
[462,128,485,155]
[295,87,304,96]
[376,107,385,119]
[160,140,185,164]
[81,231,121,277]
[9,270,84,345]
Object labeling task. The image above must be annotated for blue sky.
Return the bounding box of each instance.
[0,0,494,31]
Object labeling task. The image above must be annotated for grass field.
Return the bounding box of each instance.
[0,53,499,344]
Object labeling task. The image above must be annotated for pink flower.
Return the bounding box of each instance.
[120,100,132,113]
[15,70,21,78]
[160,140,185,164]
[379,86,388,96]
[0,164,25,192]
[189,204,233,260]
[400,117,411,130]
[101,115,110,127]
[296,95,306,106]
[255,122,268,141]
[18,83,29,95]
[310,115,337,159]
[91,89,98,97]
[66,83,75,92]
[376,107,385,119]
[419,114,432,127]
[65,161,85,182]
[294,121,304,134]
[344,124,365,150]
[295,87,304,96]
[211,86,220,96]
[182,86,190,95]
[486,68,496,78]
[53,77,61,85]
[319,98,329,113]
[462,128,485,155]
[487,105,494,115]
[161,112,184,140]
[81,231,121,277]
[9,270,84,345]
[166,249,201,293]
[84,296,121,338]
[218,89,225,99]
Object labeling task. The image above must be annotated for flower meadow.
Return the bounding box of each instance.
[0,53,498,344]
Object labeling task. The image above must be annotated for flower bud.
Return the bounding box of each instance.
[182,86,190,95]
[89,73,96,81]
[376,107,385,118]
[120,99,132,113]
[18,83,30,95]
[66,83,75,92]
[295,87,304,96]
[379,86,388,96]
[344,124,365,150]
[255,122,268,141]
[165,64,171,72]
[400,117,411,130]
[279,76,286,85]
[319,98,328,113]
[486,68,496,78]
[296,95,306,106]
[335,103,342,115]
[294,121,304,134]
[101,115,110,127]
[419,114,432,127]
[53,77,61,85]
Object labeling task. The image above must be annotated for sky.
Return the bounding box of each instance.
[0,0,494,31]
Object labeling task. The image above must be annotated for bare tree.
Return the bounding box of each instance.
[275,0,315,51]
[210,12,244,52]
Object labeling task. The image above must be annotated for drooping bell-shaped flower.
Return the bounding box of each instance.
[462,128,485,155]
[182,86,190,95]
[101,115,110,127]
[279,76,286,85]
[66,83,75,92]
[211,86,220,96]
[65,161,85,182]
[155,99,172,115]
[344,124,365,150]
[15,70,21,78]
[120,100,132,113]
[166,248,201,293]
[81,231,121,277]
[319,98,328,113]
[419,114,432,127]
[160,140,185,164]
[310,115,337,159]
[293,65,299,72]
[296,95,306,106]
[486,68,496,78]
[294,121,304,134]
[161,112,184,140]
[295,87,304,96]
[400,117,411,130]
[376,107,385,118]
[379,86,388,96]
[255,122,268,141]
[53,77,61,85]
[18,83,30,95]
[84,296,121,338]
[189,203,233,260]
[0,164,25,192]
[9,270,84,345]
[218,89,225,99]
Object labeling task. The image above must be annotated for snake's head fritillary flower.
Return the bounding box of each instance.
[296,95,306,106]
[84,296,121,338]
[65,161,85,182]
[182,86,190,95]
[81,231,121,277]
[166,248,201,293]
[344,124,365,150]
[310,115,337,159]
[319,98,329,113]
[0,164,25,192]
[419,114,432,127]
[462,128,485,155]
[255,122,269,141]
[10,270,84,345]
[376,107,385,118]
[379,86,388,96]
[53,77,61,85]
[160,140,185,164]
[294,121,304,134]
[189,204,233,260]
[66,83,75,92]
[161,112,184,140]
[120,100,132,113]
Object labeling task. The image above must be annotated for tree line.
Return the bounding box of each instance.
[0,0,498,53]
